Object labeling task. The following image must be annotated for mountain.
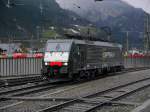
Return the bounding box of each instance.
[56,0,145,48]
[0,0,146,48]
[0,0,89,38]
[56,0,144,29]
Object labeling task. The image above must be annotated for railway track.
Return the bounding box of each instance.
[0,81,67,99]
[0,75,43,88]
[0,67,147,88]
[32,78,150,112]
[33,77,150,112]
[0,67,147,98]
[0,69,150,112]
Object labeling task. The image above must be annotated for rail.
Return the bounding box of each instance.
[36,77,150,112]
[0,68,150,111]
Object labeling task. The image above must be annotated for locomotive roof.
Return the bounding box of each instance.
[47,39,122,49]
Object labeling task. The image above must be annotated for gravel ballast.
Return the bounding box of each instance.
[1,69,150,112]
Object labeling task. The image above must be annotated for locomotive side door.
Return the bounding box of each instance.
[69,44,84,74]
[78,44,86,69]
[71,44,86,73]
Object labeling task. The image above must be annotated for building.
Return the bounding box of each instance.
[0,43,21,54]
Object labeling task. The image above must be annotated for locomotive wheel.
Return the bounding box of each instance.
[76,76,81,81]
[113,67,117,73]
[75,71,85,81]
[73,73,81,81]
[86,71,91,79]
[68,73,73,80]
[80,71,86,78]
[91,70,96,79]
[74,74,81,81]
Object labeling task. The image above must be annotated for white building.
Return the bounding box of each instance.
[0,43,21,54]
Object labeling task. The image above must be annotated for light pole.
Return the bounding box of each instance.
[36,26,40,40]
[121,31,144,53]
[100,26,112,41]
[144,12,150,53]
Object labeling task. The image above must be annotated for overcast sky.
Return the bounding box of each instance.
[56,0,150,13]
[122,0,150,13]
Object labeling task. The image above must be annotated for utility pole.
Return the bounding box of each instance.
[36,26,40,40]
[121,31,129,54]
[144,12,150,53]
[126,31,129,53]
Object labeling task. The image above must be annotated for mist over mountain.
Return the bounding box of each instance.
[122,0,150,14]
[0,0,89,38]
[56,0,144,30]
[0,0,146,48]
[56,0,145,47]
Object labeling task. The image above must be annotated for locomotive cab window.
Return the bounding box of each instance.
[44,42,72,62]
[45,42,71,52]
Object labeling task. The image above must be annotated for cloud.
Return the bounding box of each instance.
[122,0,150,13]
[56,0,150,14]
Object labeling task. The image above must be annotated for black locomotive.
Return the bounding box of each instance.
[41,39,124,80]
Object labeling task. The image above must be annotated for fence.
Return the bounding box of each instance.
[0,58,42,77]
[0,57,150,77]
[124,56,150,68]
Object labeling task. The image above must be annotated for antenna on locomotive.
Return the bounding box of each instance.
[65,33,107,42]
[64,33,84,40]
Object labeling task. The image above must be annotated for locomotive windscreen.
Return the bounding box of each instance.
[44,42,71,62]
[45,42,71,52]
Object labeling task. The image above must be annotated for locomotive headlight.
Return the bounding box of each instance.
[63,62,68,66]
[45,62,48,65]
